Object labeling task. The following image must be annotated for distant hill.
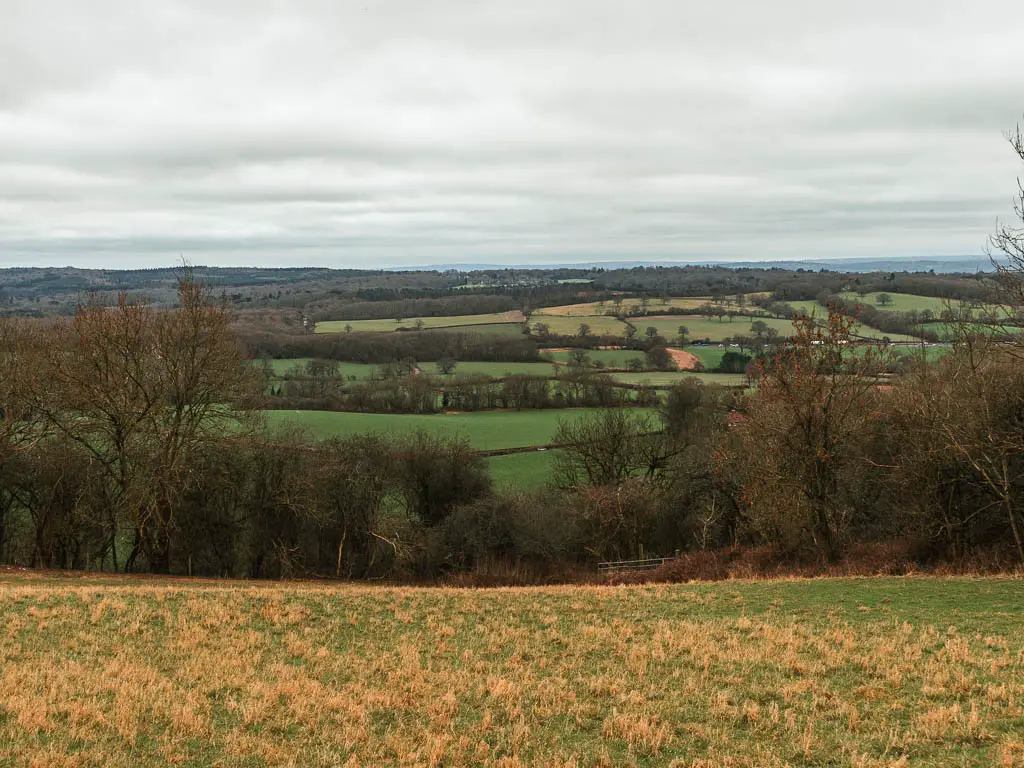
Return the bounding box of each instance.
[412,256,993,274]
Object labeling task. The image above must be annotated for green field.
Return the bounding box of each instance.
[684,345,728,369]
[784,299,827,317]
[262,408,644,450]
[646,315,796,342]
[3,575,1024,765]
[541,348,646,368]
[423,322,527,338]
[487,449,559,488]
[316,312,523,334]
[838,291,965,314]
[530,314,630,337]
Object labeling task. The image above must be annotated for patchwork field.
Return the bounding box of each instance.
[2,575,1023,766]
[529,315,630,337]
[261,408,639,450]
[316,312,525,334]
[644,316,796,343]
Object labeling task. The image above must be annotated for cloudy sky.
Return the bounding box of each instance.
[2,0,1023,269]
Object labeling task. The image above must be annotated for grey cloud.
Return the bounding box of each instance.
[1,0,1023,268]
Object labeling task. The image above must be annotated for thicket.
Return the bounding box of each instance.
[309,294,518,322]
[241,327,540,363]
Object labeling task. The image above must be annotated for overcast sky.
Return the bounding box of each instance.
[2,0,1023,269]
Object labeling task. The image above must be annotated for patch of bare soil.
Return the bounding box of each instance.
[666,348,702,371]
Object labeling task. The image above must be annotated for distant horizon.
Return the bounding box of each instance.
[0,253,995,275]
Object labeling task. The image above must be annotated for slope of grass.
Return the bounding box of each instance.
[316,312,523,334]
[839,291,963,314]
[684,345,728,369]
[422,323,528,338]
[486,449,558,489]
[261,408,642,450]
[2,575,1023,765]
[530,315,630,337]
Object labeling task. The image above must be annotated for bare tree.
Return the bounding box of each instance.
[35,272,261,572]
[991,123,1024,303]
[735,310,889,561]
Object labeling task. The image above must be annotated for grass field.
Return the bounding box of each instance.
[422,323,528,339]
[2,575,1023,766]
[316,312,524,334]
[530,315,630,337]
[262,408,640,450]
[838,292,965,314]
[685,345,728,369]
[541,348,646,368]
[486,449,558,489]
[645,316,796,343]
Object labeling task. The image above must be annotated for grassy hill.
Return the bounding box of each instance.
[2,575,1022,765]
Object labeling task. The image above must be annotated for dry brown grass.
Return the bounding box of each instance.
[1,574,1023,766]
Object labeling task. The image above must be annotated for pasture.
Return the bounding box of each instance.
[541,348,646,368]
[644,316,796,343]
[2,575,1023,766]
[529,314,630,337]
[917,321,1023,341]
[684,345,728,369]
[315,312,524,334]
[487,448,559,489]
[839,292,961,314]
[261,408,635,451]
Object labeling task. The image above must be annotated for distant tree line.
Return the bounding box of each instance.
[309,294,518,322]
[241,328,541,364]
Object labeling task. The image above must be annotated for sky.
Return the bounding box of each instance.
[1,0,1024,270]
